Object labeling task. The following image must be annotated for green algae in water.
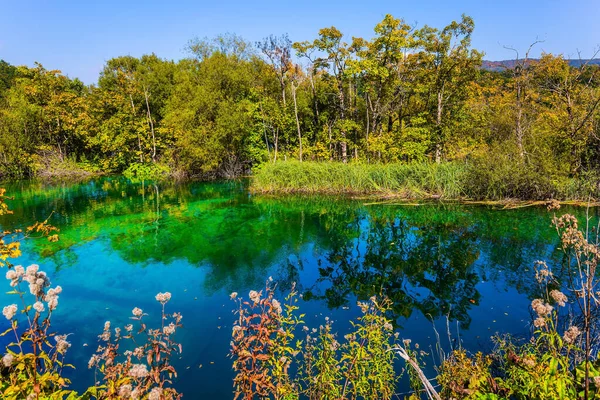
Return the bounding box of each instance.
[0,178,597,397]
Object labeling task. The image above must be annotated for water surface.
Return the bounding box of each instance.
[0,178,594,397]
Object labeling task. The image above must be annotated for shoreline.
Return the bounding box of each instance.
[3,169,599,208]
[251,189,600,208]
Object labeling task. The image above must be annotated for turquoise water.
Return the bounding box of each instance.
[0,178,594,397]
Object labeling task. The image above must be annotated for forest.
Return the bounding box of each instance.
[1,14,599,199]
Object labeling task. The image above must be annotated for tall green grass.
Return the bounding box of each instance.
[252,160,468,199]
[252,160,600,201]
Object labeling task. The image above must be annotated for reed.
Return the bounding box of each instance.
[252,160,600,201]
[252,160,468,199]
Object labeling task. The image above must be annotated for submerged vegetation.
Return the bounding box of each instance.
[1,14,599,200]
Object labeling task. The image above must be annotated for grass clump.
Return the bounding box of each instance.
[252,160,468,199]
[252,159,600,201]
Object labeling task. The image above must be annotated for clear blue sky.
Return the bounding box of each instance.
[1,0,599,84]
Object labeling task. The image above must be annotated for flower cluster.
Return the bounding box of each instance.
[272,299,282,314]
[249,290,261,304]
[87,293,183,399]
[552,214,578,230]
[148,387,163,400]
[99,321,111,342]
[132,307,144,318]
[531,298,554,329]
[546,199,561,211]
[2,304,17,320]
[2,353,14,367]
[534,261,553,284]
[118,384,133,398]
[155,292,171,304]
[5,264,62,311]
[129,363,149,378]
[33,301,44,313]
[531,299,553,317]
[54,334,71,354]
[45,285,62,311]
[163,323,177,336]
[563,326,581,344]
[550,290,568,307]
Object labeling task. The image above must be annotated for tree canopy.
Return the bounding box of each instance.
[0,14,599,182]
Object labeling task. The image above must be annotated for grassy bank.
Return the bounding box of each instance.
[251,160,600,201]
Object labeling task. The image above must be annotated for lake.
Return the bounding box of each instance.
[0,178,593,398]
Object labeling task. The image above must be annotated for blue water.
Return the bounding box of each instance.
[0,178,592,397]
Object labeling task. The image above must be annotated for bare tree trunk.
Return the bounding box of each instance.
[328,123,333,161]
[338,80,347,163]
[57,141,63,162]
[341,140,347,163]
[280,77,286,108]
[273,127,279,162]
[435,90,443,163]
[516,79,525,159]
[310,71,319,129]
[143,86,157,163]
[568,94,578,175]
[129,94,143,163]
[365,94,370,141]
[259,103,271,161]
[292,82,302,161]
[56,117,64,161]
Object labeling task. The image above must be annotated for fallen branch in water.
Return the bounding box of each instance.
[392,345,441,400]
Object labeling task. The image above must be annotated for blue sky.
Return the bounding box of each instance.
[1,0,598,84]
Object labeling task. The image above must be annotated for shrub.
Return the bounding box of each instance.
[229,286,400,400]
[86,293,183,399]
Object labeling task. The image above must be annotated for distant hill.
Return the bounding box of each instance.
[482,59,600,71]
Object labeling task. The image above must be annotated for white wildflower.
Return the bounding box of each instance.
[55,335,71,354]
[47,297,58,311]
[129,363,149,378]
[272,299,282,314]
[550,290,568,307]
[533,317,547,328]
[2,353,14,367]
[14,265,25,277]
[33,301,45,313]
[2,304,17,320]
[163,323,176,336]
[249,290,261,304]
[132,307,143,317]
[118,384,132,398]
[563,326,581,344]
[25,264,39,276]
[148,387,162,400]
[155,292,172,304]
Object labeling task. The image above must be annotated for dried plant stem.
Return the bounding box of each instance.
[392,346,441,400]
